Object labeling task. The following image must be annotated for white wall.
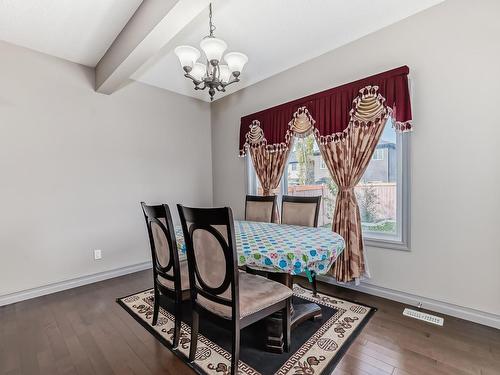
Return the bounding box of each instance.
[211,0,500,316]
[0,41,212,296]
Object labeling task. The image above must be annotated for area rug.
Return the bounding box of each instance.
[117,284,375,375]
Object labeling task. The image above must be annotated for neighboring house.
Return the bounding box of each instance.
[313,153,329,182]
[287,140,396,184]
[287,152,300,182]
[360,140,396,183]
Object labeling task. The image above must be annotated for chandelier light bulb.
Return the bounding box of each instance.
[190,62,206,82]
[224,52,248,75]
[200,37,227,63]
[219,65,231,83]
[174,45,200,71]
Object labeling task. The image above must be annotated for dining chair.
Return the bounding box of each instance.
[281,195,322,296]
[177,205,292,375]
[281,195,321,227]
[244,195,277,223]
[141,202,190,349]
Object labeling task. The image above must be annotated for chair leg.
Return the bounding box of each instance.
[172,297,182,349]
[152,288,160,326]
[311,273,318,297]
[189,309,199,362]
[282,299,291,353]
[231,322,240,375]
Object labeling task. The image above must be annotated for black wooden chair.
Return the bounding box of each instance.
[141,202,190,349]
[244,195,277,223]
[281,195,322,296]
[177,205,292,375]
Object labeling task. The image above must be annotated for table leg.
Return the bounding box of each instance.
[264,273,322,353]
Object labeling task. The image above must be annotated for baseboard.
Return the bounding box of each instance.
[317,275,500,330]
[2,264,498,330]
[0,261,152,307]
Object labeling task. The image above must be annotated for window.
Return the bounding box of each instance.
[372,148,384,160]
[246,117,410,250]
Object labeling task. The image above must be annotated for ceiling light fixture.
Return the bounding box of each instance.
[174,3,248,101]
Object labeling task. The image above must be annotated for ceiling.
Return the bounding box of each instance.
[0,0,443,101]
[0,0,142,67]
[132,0,444,102]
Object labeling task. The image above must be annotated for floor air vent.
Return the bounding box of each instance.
[403,308,444,326]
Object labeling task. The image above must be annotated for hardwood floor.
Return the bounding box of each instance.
[1,270,499,375]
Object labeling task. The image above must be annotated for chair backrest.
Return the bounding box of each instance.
[281,195,321,227]
[177,205,239,318]
[244,195,277,223]
[141,202,182,292]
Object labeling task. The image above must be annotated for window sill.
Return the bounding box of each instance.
[364,237,410,251]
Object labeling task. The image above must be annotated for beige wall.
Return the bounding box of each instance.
[0,41,212,296]
[1,0,499,319]
[211,0,500,315]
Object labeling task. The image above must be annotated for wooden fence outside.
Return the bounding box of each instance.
[259,183,396,226]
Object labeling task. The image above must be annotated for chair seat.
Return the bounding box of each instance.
[157,260,190,291]
[197,272,293,319]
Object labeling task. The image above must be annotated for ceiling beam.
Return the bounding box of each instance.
[95,0,210,94]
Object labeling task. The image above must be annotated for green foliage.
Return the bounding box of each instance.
[295,135,315,184]
[356,184,380,223]
[326,178,338,197]
[361,220,396,233]
[322,178,338,224]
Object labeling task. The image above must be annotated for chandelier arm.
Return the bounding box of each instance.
[215,84,226,92]
[221,76,240,89]
[194,82,207,90]
[184,73,203,86]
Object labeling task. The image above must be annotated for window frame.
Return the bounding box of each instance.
[362,132,411,251]
[245,132,411,251]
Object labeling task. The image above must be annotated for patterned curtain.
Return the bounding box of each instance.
[317,87,389,282]
[246,120,292,222]
[239,66,412,156]
[240,67,413,283]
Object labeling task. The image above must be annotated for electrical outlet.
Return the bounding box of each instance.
[94,249,102,260]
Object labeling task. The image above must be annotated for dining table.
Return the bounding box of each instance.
[174,220,345,353]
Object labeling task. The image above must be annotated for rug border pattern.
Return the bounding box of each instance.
[117,284,376,375]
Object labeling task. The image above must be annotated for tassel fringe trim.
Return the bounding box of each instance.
[239,86,412,156]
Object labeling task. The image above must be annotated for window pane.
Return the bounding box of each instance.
[286,135,336,228]
[249,117,403,242]
[355,119,397,236]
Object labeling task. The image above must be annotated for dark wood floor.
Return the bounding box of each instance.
[1,270,499,375]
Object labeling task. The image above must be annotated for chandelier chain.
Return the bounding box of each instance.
[208,3,216,37]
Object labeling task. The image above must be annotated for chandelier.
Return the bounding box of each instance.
[174,3,248,101]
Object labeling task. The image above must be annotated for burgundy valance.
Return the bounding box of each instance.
[239,66,412,155]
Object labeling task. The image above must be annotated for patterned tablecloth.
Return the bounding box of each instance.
[174,220,345,276]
